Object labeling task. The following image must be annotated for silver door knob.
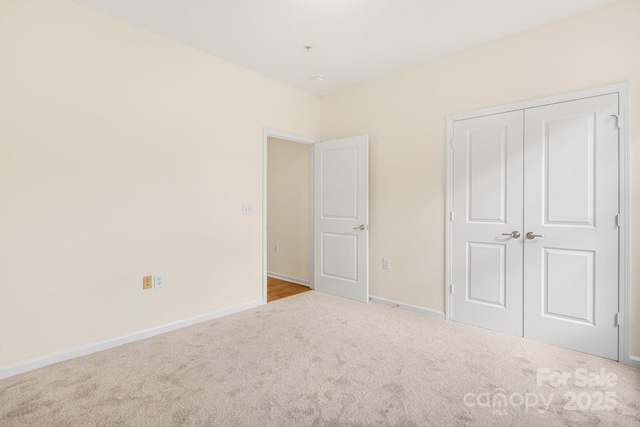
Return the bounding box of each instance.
[526,232,544,240]
[501,231,521,239]
[353,225,366,231]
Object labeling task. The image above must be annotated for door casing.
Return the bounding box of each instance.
[445,83,631,365]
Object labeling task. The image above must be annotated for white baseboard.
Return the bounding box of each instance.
[267,272,310,287]
[628,356,640,368]
[0,299,264,380]
[369,295,445,319]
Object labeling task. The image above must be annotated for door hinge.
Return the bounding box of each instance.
[450,138,455,149]
[450,284,455,295]
[615,214,621,228]
[615,312,620,327]
[450,211,455,222]
[610,114,621,129]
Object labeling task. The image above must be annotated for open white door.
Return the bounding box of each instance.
[313,135,369,302]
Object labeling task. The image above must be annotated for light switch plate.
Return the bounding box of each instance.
[154,274,164,288]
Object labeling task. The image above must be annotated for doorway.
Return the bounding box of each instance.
[262,129,371,304]
[263,130,315,303]
[267,137,310,287]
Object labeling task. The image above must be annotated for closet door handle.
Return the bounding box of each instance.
[526,232,544,240]
[501,231,521,239]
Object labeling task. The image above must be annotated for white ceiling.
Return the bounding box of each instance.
[74,0,620,96]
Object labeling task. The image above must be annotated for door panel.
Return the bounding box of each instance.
[320,146,359,218]
[467,242,506,307]
[313,136,369,302]
[544,248,594,324]
[452,111,524,336]
[523,94,619,360]
[544,114,595,225]
[321,233,358,281]
[468,127,509,223]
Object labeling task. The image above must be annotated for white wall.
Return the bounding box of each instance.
[267,137,310,283]
[0,0,320,369]
[2,0,638,371]
[320,0,640,357]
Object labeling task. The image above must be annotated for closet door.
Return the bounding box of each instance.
[523,94,619,360]
[451,111,524,336]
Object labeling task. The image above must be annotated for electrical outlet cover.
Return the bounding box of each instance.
[143,275,153,290]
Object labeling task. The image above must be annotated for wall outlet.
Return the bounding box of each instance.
[242,203,253,215]
[383,258,391,270]
[154,275,164,289]
[274,244,279,253]
[143,275,153,290]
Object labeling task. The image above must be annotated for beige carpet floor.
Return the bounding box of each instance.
[1,291,639,426]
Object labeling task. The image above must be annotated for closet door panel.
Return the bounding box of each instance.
[523,93,619,360]
[451,111,524,336]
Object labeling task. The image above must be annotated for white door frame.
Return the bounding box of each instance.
[262,128,317,303]
[445,83,631,365]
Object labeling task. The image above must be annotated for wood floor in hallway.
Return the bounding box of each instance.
[267,276,311,302]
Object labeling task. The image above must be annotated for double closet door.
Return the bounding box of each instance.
[451,93,620,360]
